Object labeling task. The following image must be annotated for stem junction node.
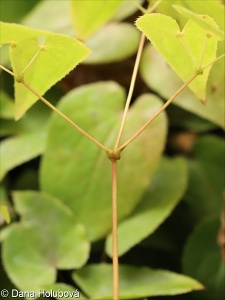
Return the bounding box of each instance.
[106,149,121,161]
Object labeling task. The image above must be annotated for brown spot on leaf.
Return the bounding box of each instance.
[211,85,217,93]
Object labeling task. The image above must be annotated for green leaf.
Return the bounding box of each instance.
[40,82,167,241]
[183,217,224,300]
[0,0,38,23]
[2,191,89,291]
[70,0,125,40]
[0,21,52,45]
[2,225,56,291]
[72,263,203,299]
[0,129,47,181]
[0,98,53,136]
[151,0,225,31]
[184,136,224,223]
[13,191,90,269]
[85,22,140,64]
[173,5,224,40]
[140,44,225,129]
[22,0,74,36]
[106,157,187,256]
[136,13,219,102]
[0,91,14,119]
[0,205,10,224]
[0,22,90,119]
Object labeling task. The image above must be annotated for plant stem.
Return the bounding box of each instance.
[202,53,225,70]
[0,65,15,77]
[21,49,41,76]
[21,80,109,153]
[114,32,146,149]
[111,159,119,300]
[198,35,208,69]
[180,36,198,69]
[117,72,198,152]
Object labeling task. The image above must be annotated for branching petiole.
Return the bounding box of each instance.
[114,32,146,149]
[117,72,198,152]
[21,80,109,153]
[180,35,198,69]
[202,53,225,70]
[198,34,208,69]
[21,49,41,76]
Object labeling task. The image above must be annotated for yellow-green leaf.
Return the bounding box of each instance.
[136,14,220,102]
[0,22,91,119]
[173,5,224,40]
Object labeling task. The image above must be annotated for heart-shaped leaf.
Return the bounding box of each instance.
[2,225,56,291]
[40,82,167,241]
[140,44,225,129]
[106,156,187,256]
[173,5,224,40]
[72,263,203,299]
[2,191,90,291]
[136,14,220,102]
[70,0,124,40]
[0,22,91,119]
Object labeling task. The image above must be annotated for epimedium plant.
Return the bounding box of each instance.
[0,0,224,300]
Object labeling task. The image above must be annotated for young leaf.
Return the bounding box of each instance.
[70,0,124,40]
[173,5,224,40]
[0,129,47,181]
[0,22,91,119]
[106,157,187,257]
[72,263,203,299]
[40,82,167,241]
[0,21,52,44]
[140,45,225,128]
[136,14,220,102]
[183,218,224,300]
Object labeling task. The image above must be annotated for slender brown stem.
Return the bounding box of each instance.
[112,159,119,300]
[21,80,109,153]
[117,72,198,152]
[0,65,16,77]
[202,53,225,70]
[114,32,146,149]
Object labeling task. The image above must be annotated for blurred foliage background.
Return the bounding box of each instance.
[0,0,224,299]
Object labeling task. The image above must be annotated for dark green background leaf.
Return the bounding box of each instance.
[183,217,224,300]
